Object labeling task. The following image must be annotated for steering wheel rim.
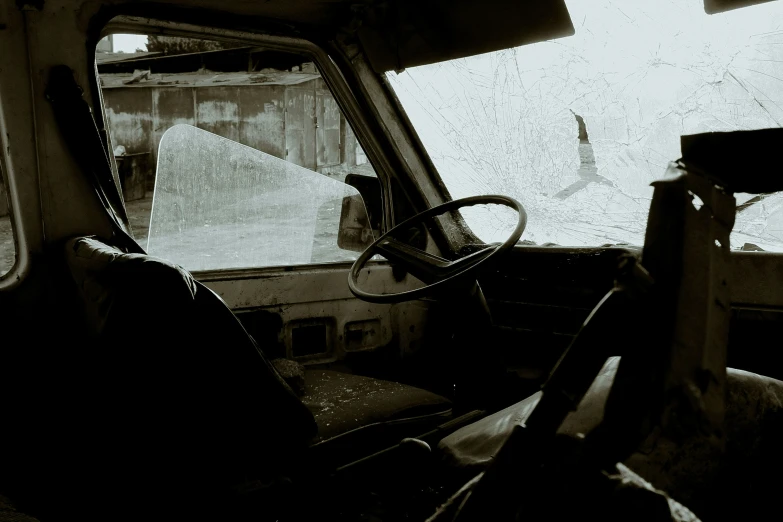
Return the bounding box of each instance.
[348,195,527,303]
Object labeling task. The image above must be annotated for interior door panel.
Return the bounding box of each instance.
[476,246,634,382]
[200,263,435,370]
[476,246,783,387]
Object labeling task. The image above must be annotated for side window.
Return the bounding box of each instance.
[97,35,378,271]
[0,164,16,277]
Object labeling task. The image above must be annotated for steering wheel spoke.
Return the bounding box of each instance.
[349,195,527,303]
[375,237,451,284]
[442,244,499,277]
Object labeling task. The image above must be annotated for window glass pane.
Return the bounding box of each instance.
[150,124,366,270]
[97,36,377,270]
[387,0,783,251]
[0,165,16,276]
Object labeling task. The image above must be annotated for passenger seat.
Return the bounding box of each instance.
[437,357,783,520]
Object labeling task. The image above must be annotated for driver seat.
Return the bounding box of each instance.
[50,235,450,511]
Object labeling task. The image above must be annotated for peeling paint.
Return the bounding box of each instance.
[197,99,239,123]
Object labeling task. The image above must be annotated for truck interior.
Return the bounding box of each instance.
[3,0,783,521]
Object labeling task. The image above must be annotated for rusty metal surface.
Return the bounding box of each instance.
[642,163,735,447]
[316,89,341,167]
[284,87,314,169]
[237,85,287,159]
[100,71,321,88]
[103,88,152,155]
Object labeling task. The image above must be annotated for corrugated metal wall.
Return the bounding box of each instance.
[0,79,360,217]
[102,78,350,187]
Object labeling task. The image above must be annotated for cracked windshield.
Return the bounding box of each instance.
[388,0,783,251]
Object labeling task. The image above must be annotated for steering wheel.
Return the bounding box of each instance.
[348,195,527,303]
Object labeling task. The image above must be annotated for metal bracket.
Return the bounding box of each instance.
[642,161,735,447]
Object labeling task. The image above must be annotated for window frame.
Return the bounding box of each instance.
[328,37,491,252]
[0,162,20,285]
[95,19,399,277]
[84,9,783,313]
[0,11,40,291]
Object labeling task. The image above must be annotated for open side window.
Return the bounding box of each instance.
[95,35,380,272]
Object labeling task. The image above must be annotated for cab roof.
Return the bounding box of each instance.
[66,0,577,72]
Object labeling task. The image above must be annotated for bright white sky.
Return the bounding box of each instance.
[387,0,783,248]
[112,34,147,52]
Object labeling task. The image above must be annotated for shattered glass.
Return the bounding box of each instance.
[388,0,783,250]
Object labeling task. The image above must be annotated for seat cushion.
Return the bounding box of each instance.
[438,358,783,519]
[439,356,619,471]
[302,370,452,441]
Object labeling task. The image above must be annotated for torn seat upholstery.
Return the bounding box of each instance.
[439,357,783,520]
[56,236,317,518]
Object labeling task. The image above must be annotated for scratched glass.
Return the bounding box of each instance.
[148,124,370,271]
[389,0,783,251]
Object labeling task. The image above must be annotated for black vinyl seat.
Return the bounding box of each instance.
[57,236,317,517]
[49,236,450,515]
[437,357,783,520]
[303,369,452,442]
